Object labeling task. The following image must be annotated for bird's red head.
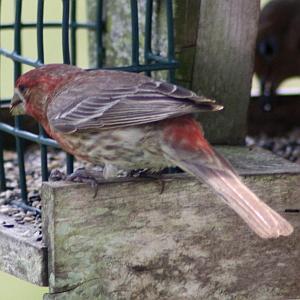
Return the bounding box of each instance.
[10,64,85,123]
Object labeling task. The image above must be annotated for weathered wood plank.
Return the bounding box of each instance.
[0,214,48,286]
[43,147,300,299]
[191,0,260,144]
[173,0,201,89]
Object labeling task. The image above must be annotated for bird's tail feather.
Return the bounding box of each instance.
[164,146,293,238]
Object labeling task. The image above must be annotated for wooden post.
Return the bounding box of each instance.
[42,147,300,299]
[0,214,47,286]
[174,0,260,144]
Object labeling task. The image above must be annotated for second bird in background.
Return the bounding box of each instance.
[254,0,300,111]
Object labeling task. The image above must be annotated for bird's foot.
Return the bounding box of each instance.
[128,169,165,194]
[49,168,103,198]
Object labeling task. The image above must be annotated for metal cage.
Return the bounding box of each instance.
[0,0,179,206]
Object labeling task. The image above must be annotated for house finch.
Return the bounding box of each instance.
[10,64,293,238]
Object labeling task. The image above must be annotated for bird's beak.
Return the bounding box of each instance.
[10,90,25,116]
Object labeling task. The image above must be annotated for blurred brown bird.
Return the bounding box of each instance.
[254,0,300,111]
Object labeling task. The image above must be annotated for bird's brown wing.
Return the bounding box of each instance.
[47,71,223,133]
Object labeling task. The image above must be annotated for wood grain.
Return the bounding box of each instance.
[191,0,260,144]
[42,147,300,299]
[0,214,48,286]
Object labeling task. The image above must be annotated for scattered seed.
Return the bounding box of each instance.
[13,212,25,218]
[5,190,13,199]
[0,207,18,214]
[21,230,31,237]
[33,231,41,238]
[32,201,40,207]
[26,211,35,217]
[3,223,14,228]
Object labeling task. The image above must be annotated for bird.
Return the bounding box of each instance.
[254,0,300,111]
[10,63,293,238]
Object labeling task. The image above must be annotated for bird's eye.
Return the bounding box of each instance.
[18,84,26,93]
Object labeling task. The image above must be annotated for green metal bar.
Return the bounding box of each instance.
[103,63,179,72]
[146,53,176,64]
[0,114,6,191]
[62,0,74,174]
[37,0,49,182]
[70,0,77,65]
[165,0,176,83]
[0,87,7,191]
[131,0,139,67]
[0,126,7,191]
[62,0,71,64]
[144,0,153,77]
[14,0,28,202]
[0,123,60,148]
[0,22,97,30]
[0,4,7,190]
[0,100,12,106]
[36,0,44,64]
[0,47,43,67]
[95,0,104,68]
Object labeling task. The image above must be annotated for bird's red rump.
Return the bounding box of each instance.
[161,115,213,154]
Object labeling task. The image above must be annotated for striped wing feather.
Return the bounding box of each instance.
[48,73,223,133]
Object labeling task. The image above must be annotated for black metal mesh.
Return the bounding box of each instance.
[0,0,179,205]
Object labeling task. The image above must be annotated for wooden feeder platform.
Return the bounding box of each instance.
[0,147,299,299]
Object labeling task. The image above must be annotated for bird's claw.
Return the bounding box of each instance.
[128,169,165,194]
[65,168,100,198]
[49,168,101,198]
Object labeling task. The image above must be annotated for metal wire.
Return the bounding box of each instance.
[0,0,179,204]
[14,0,28,202]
